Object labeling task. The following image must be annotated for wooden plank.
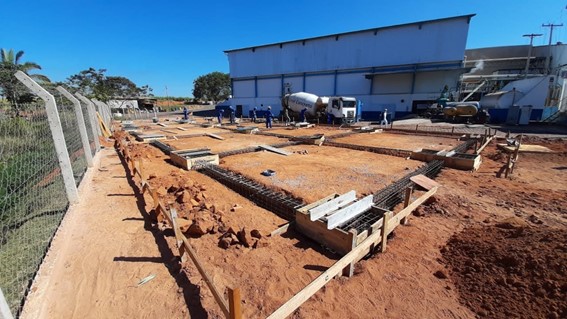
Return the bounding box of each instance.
[170,209,187,263]
[387,186,438,233]
[326,195,373,230]
[258,144,291,156]
[475,136,493,154]
[295,213,354,255]
[309,190,356,221]
[297,193,338,214]
[381,212,392,252]
[161,129,178,134]
[342,229,358,277]
[270,222,293,237]
[206,132,225,140]
[157,123,168,127]
[180,235,230,317]
[266,221,387,319]
[410,174,440,191]
[400,187,413,225]
[177,127,188,131]
[228,288,242,319]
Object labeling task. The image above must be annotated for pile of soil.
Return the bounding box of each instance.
[441,219,567,318]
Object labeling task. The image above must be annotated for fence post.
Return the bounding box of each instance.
[75,93,102,151]
[56,87,94,168]
[15,71,79,203]
[0,288,13,319]
[98,100,112,129]
[92,100,110,129]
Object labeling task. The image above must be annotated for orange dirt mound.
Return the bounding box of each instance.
[442,222,567,319]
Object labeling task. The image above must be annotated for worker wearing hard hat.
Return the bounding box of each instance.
[265,106,273,129]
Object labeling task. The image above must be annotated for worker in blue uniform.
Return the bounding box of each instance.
[265,106,273,128]
[217,108,224,124]
[300,107,308,122]
[183,107,189,120]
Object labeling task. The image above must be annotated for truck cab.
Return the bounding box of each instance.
[327,97,357,122]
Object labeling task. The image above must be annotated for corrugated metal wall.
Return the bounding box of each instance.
[226,15,473,119]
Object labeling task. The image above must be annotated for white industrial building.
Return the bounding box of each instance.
[460,44,567,123]
[224,14,475,120]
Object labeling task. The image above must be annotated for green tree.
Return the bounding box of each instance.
[0,49,50,110]
[66,68,152,102]
[192,71,231,103]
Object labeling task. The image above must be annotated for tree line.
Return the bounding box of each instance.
[1,48,232,111]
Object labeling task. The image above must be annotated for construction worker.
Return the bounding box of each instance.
[183,106,189,120]
[217,108,224,124]
[284,107,291,126]
[229,106,235,124]
[265,106,273,128]
[300,107,308,122]
[252,107,257,123]
[381,109,388,126]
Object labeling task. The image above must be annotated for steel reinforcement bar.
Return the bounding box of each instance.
[198,165,303,221]
[337,139,474,233]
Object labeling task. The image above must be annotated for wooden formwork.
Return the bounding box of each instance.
[410,149,482,171]
[294,186,436,278]
[169,148,220,170]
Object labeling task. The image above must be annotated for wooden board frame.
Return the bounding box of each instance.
[170,150,220,170]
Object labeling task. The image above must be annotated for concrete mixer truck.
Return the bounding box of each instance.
[281,92,357,123]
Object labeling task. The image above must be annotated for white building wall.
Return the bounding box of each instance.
[257,78,281,97]
[227,15,473,119]
[227,16,471,78]
[233,80,255,98]
[336,73,370,95]
[283,76,304,93]
[372,74,413,94]
[305,74,334,96]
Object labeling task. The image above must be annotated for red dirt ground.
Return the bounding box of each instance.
[165,133,285,153]
[221,144,423,203]
[333,132,461,151]
[22,123,567,319]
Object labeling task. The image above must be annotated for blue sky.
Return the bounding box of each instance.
[1,0,565,97]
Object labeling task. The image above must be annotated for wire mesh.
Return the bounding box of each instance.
[56,97,88,186]
[0,103,69,315]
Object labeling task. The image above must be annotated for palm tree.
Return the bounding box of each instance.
[0,49,50,110]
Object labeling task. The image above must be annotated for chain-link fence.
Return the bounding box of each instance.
[55,96,88,186]
[0,103,69,315]
[0,81,108,316]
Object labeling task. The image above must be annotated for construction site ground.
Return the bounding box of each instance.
[21,119,567,319]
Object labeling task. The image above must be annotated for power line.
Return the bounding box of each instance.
[542,23,563,74]
[523,33,543,77]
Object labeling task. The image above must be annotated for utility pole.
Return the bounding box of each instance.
[523,33,542,77]
[542,23,563,74]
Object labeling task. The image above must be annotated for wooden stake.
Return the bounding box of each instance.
[401,187,413,225]
[228,288,242,319]
[510,135,522,175]
[381,212,391,253]
[504,153,512,178]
